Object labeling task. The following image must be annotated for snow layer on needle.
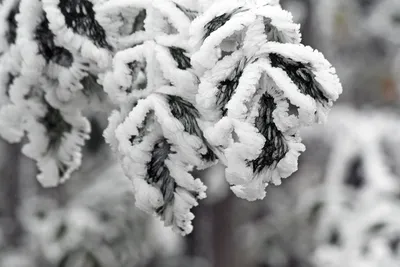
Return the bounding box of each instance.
[258,42,342,123]
[220,76,304,201]
[94,0,151,49]
[190,0,301,72]
[173,0,199,21]
[22,105,90,187]
[197,50,247,123]
[42,0,113,69]
[103,103,135,153]
[103,42,159,104]
[154,36,197,95]
[104,39,197,104]
[101,0,193,45]
[258,42,342,101]
[190,4,254,71]
[114,93,213,234]
[151,0,192,37]
[243,5,301,53]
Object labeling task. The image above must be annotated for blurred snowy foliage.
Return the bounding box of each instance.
[241,107,400,267]
[17,163,181,267]
[313,0,400,107]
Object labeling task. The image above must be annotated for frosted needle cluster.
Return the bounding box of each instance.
[0,0,342,235]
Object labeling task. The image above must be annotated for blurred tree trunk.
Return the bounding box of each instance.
[188,170,244,267]
[188,203,214,261]
[299,0,315,47]
[211,193,238,267]
[0,141,22,247]
[187,177,214,266]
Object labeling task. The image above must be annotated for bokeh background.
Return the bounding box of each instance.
[2,0,400,266]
